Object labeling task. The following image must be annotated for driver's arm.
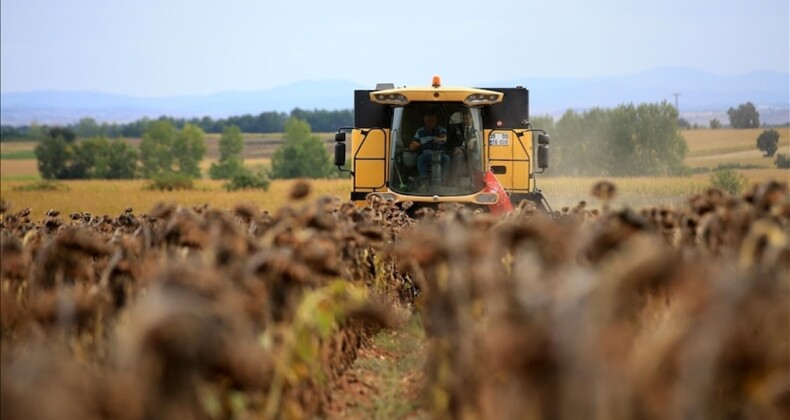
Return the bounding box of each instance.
[410,131,422,151]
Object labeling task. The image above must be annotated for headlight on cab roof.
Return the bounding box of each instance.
[464,93,501,106]
[372,93,409,105]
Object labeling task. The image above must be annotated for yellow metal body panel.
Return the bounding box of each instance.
[370,87,503,104]
[350,128,389,191]
[484,128,533,192]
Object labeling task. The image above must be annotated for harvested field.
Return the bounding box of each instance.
[682,127,790,157]
[1,179,788,419]
[1,185,415,419]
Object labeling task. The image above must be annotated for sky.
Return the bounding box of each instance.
[1,0,788,97]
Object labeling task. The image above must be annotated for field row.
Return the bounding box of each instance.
[2,173,787,216]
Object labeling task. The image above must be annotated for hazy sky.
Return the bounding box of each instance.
[1,0,788,97]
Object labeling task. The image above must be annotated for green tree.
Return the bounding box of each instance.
[756,129,780,157]
[48,127,77,143]
[27,123,46,141]
[270,118,333,179]
[210,125,245,179]
[75,117,100,138]
[548,104,687,177]
[529,115,555,132]
[727,102,760,128]
[173,123,207,178]
[775,153,790,169]
[709,118,722,129]
[35,132,71,179]
[139,120,177,177]
[106,141,138,179]
[551,108,610,176]
[34,127,138,179]
[71,137,111,178]
[606,103,688,176]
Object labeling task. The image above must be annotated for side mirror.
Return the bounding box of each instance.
[335,132,346,143]
[537,134,550,169]
[334,141,346,167]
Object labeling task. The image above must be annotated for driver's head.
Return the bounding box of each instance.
[423,112,438,129]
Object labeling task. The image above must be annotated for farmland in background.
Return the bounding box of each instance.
[683,127,790,169]
[1,128,788,213]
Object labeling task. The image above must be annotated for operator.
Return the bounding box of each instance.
[449,109,480,180]
[409,111,450,182]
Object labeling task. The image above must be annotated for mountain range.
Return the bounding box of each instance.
[1,67,788,126]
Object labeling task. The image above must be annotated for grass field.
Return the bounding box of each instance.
[0,179,350,216]
[0,159,40,181]
[682,127,790,156]
[681,127,790,169]
[1,128,787,215]
[1,173,784,217]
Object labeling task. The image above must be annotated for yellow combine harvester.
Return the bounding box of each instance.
[334,76,551,212]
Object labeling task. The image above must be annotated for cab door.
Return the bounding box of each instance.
[351,90,391,192]
[351,128,388,191]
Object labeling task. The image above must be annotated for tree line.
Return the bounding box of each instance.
[531,102,689,177]
[21,100,783,181]
[1,108,353,141]
[34,117,340,188]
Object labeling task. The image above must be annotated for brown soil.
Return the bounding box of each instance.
[326,318,428,420]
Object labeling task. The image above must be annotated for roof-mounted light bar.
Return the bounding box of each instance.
[372,93,409,105]
[464,92,502,106]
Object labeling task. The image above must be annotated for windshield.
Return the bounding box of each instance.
[389,103,485,196]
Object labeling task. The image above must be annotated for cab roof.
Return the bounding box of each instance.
[369,85,504,105]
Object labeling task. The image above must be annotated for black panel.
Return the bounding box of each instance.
[491,165,507,174]
[510,192,552,213]
[354,90,392,128]
[351,191,370,201]
[479,87,529,130]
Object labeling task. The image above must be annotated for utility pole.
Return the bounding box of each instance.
[672,92,681,114]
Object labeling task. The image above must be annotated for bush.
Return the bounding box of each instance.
[224,167,271,191]
[209,158,244,180]
[709,169,747,196]
[145,172,194,191]
[12,180,69,192]
[776,153,790,169]
[692,163,767,174]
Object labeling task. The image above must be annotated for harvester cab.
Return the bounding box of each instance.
[334,76,551,212]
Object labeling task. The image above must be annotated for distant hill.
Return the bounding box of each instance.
[1,67,788,126]
[503,67,789,119]
[0,79,366,126]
